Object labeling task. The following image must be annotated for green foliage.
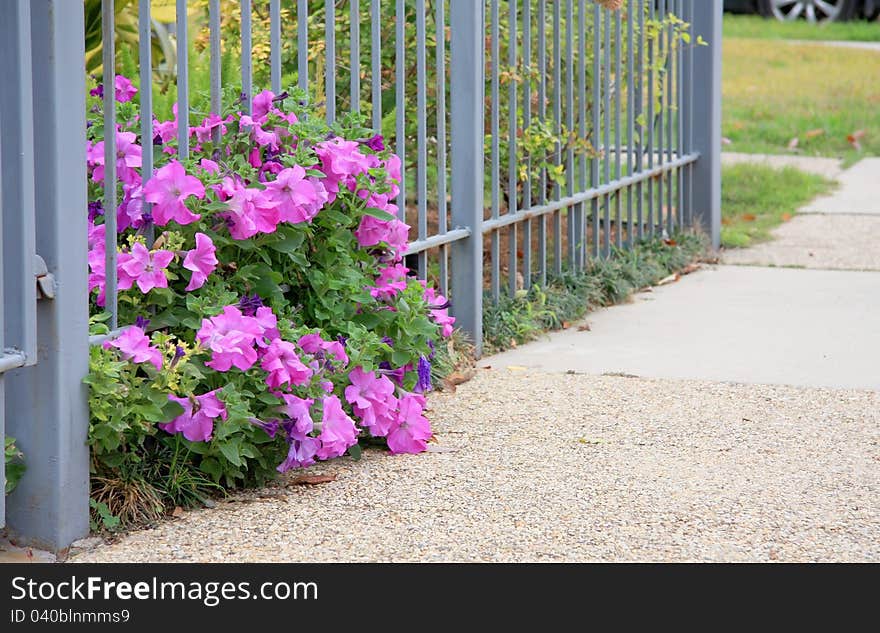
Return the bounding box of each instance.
[4,437,25,495]
[89,498,121,532]
[483,232,707,352]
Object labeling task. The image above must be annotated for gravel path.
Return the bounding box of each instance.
[73,370,880,563]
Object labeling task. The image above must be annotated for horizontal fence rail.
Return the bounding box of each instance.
[94,0,718,352]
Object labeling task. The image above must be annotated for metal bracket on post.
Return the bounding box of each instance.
[449,0,485,357]
[35,254,56,300]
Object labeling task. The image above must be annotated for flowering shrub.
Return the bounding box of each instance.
[85,77,453,498]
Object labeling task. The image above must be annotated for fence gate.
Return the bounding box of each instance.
[1,0,90,551]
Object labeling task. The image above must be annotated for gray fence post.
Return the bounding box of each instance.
[5,0,90,551]
[449,0,485,357]
[691,0,722,250]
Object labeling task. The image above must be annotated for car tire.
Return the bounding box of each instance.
[756,0,858,21]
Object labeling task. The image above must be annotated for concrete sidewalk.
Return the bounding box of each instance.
[482,265,880,390]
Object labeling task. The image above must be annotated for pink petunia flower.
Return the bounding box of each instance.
[264,166,328,224]
[196,305,265,372]
[114,75,138,103]
[224,183,280,239]
[117,242,175,294]
[89,131,142,186]
[160,389,228,442]
[260,338,314,390]
[315,137,378,201]
[344,366,398,437]
[370,264,409,301]
[280,395,315,435]
[316,395,359,461]
[251,89,275,120]
[424,286,456,337]
[386,393,433,454]
[102,326,163,371]
[143,160,205,226]
[183,232,219,291]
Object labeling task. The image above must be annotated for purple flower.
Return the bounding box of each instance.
[89,84,104,99]
[364,134,386,152]
[415,356,432,393]
[249,417,280,439]
[238,293,264,317]
[88,200,104,221]
[134,315,151,330]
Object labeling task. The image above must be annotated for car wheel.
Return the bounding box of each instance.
[757,0,857,21]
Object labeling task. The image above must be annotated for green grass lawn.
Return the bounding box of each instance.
[723,14,880,41]
[723,36,880,163]
[721,163,835,248]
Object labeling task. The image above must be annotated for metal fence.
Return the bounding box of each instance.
[0,0,720,549]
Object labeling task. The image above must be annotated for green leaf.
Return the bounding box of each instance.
[361,207,397,223]
[218,441,242,467]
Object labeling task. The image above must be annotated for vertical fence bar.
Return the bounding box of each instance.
[553,0,562,274]
[636,0,644,241]
[537,0,547,286]
[102,0,118,328]
[242,0,253,114]
[591,2,600,258]
[565,0,575,267]
[177,0,190,156]
[507,0,518,296]
[666,0,674,235]
[682,0,693,227]
[576,0,586,270]
[614,8,622,249]
[270,0,281,93]
[5,0,90,550]
[139,0,155,245]
[691,0,721,248]
[209,0,222,144]
[656,0,669,235]
[416,0,428,279]
[626,0,634,247]
[676,0,685,230]
[436,0,449,296]
[0,0,37,368]
[371,0,382,131]
[325,0,336,123]
[646,0,655,238]
[297,0,309,92]
[395,0,406,220]
[490,0,500,302]
[522,0,532,289]
[449,0,485,356]
[602,7,611,257]
[351,0,361,113]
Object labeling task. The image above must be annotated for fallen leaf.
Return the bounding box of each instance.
[804,128,825,140]
[172,506,184,518]
[847,129,866,151]
[787,137,799,151]
[578,437,603,445]
[781,213,792,222]
[506,365,528,372]
[663,238,677,246]
[721,136,732,145]
[561,321,571,329]
[481,365,493,370]
[291,474,337,486]
[577,323,592,332]
[721,217,732,226]
[657,273,680,286]
[445,369,475,387]
[680,263,701,275]
[509,338,518,349]
[741,213,757,222]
